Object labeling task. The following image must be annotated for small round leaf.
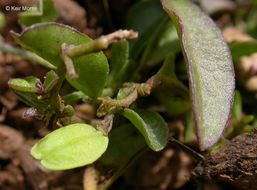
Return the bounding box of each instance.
[31,123,109,170]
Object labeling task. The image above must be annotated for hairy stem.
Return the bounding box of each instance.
[61,30,138,80]
[66,30,138,58]
[93,114,114,135]
[97,74,162,117]
[61,43,77,80]
[48,66,66,119]
[103,88,138,108]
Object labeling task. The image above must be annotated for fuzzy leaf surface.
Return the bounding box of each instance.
[161,0,235,150]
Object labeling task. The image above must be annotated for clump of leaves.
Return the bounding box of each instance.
[3,0,237,188]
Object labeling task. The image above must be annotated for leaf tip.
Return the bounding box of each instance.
[30,143,42,160]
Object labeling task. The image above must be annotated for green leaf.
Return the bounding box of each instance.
[157,53,180,82]
[155,86,191,115]
[62,91,86,104]
[110,41,129,75]
[11,23,109,98]
[155,54,191,115]
[117,59,137,83]
[126,0,168,59]
[19,0,57,26]
[108,41,129,88]
[31,123,109,170]
[184,110,196,143]
[246,8,257,39]
[145,22,180,64]
[8,78,39,93]
[26,76,44,93]
[15,91,48,110]
[240,115,254,124]
[232,90,242,121]
[10,23,86,67]
[100,124,145,167]
[43,70,59,93]
[161,0,235,150]
[65,52,109,98]
[26,76,41,86]
[122,109,168,151]
[126,0,165,34]
[230,41,257,62]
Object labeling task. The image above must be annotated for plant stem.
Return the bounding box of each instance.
[61,30,138,80]
[97,74,162,117]
[103,87,138,108]
[61,43,77,80]
[93,114,114,135]
[169,137,204,161]
[137,74,163,96]
[66,30,138,58]
[83,165,99,190]
[48,66,66,115]
[0,42,56,70]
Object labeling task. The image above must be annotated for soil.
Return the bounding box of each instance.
[194,128,257,190]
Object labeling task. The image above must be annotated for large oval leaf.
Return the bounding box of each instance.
[31,123,109,170]
[11,23,109,98]
[161,0,235,150]
[122,109,168,151]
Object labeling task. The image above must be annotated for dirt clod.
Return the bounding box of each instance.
[194,128,257,190]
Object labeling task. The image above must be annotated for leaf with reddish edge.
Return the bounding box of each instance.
[10,23,109,99]
[8,78,41,93]
[161,0,235,150]
[43,70,59,93]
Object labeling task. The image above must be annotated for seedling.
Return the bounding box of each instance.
[4,0,237,189]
